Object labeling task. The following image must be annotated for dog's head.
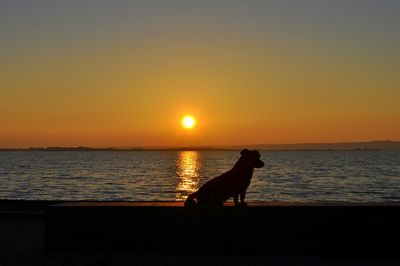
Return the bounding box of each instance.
[240,149,265,168]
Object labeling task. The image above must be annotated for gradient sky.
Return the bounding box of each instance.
[1,0,399,147]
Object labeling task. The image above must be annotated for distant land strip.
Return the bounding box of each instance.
[1,140,399,151]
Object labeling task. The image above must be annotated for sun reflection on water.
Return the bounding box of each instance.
[175,151,201,200]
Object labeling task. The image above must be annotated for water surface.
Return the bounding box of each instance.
[0,151,399,202]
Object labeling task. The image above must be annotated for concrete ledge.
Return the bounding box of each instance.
[45,202,400,258]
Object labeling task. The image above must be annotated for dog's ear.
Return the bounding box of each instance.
[240,149,250,156]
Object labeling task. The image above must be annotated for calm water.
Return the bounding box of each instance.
[1,151,399,202]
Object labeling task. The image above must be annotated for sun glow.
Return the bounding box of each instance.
[181,115,197,129]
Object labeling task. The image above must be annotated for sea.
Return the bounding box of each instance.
[1,150,399,202]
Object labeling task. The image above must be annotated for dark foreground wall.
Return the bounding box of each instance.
[45,202,400,258]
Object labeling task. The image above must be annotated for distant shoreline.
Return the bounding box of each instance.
[1,140,400,151]
[0,149,384,152]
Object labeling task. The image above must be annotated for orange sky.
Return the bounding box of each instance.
[1,2,399,148]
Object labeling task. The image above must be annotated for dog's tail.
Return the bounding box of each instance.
[184,192,198,207]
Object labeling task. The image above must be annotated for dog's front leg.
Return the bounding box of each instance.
[240,192,247,206]
[233,194,240,207]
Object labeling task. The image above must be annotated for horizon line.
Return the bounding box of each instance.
[0,139,399,151]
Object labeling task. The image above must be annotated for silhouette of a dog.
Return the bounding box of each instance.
[184,149,264,206]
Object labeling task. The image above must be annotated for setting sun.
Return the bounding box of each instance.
[182,115,197,129]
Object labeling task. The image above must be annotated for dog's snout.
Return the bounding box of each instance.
[256,160,265,168]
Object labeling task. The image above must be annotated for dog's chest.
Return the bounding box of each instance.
[235,170,253,188]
